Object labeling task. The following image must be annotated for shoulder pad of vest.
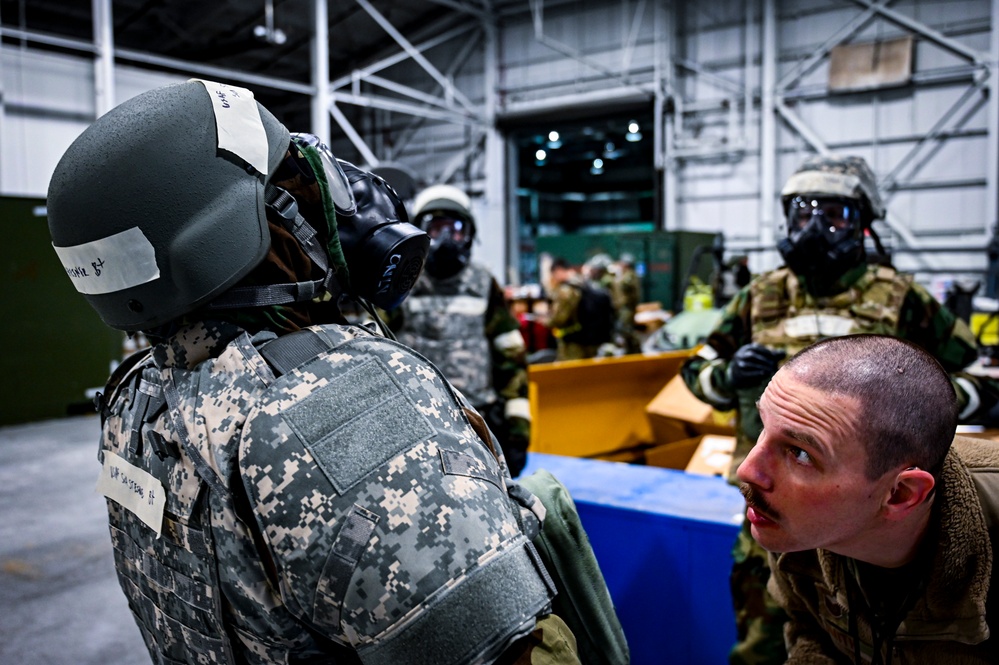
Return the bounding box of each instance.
[239,336,555,660]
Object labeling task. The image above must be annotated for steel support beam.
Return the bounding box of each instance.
[354,0,476,113]
[845,0,986,65]
[330,22,472,90]
[528,0,646,95]
[329,101,379,167]
[760,0,777,252]
[777,0,890,91]
[880,76,987,193]
[986,0,999,240]
[311,0,330,144]
[389,27,482,159]
[331,91,482,126]
[425,0,488,21]
[92,0,115,117]
[484,16,507,279]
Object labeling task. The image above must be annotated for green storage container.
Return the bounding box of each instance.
[2,196,121,425]
[534,230,716,311]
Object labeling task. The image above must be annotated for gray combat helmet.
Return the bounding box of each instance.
[47,79,291,331]
[780,154,885,221]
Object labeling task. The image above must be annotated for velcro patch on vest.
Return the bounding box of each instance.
[439,448,503,491]
[283,358,435,494]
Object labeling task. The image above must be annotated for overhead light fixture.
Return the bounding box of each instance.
[546,130,562,149]
[549,131,560,142]
[626,120,642,142]
[254,0,287,45]
[536,149,547,161]
[590,157,604,175]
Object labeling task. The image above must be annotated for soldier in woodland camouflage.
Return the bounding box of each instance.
[547,258,599,361]
[46,80,583,665]
[389,185,532,478]
[680,154,999,665]
[610,254,641,354]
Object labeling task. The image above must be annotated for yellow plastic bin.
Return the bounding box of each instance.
[528,350,691,459]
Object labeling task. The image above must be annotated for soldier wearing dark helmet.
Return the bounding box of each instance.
[47,80,582,665]
[680,153,998,665]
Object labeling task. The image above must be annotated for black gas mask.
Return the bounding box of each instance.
[420,211,474,279]
[777,196,866,296]
[287,134,429,310]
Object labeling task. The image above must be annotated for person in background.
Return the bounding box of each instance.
[46,79,580,665]
[547,257,613,361]
[389,184,532,477]
[679,153,998,665]
[611,253,642,354]
[740,334,999,663]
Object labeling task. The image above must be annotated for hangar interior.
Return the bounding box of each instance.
[3,1,999,664]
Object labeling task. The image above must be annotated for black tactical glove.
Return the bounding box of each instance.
[726,343,786,390]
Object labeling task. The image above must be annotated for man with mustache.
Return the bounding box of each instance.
[679,154,998,665]
[738,334,999,663]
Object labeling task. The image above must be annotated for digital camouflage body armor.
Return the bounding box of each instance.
[98,319,556,665]
[395,263,497,409]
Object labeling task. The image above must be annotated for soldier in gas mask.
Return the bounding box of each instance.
[679,154,997,665]
[47,80,581,665]
[389,185,532,478]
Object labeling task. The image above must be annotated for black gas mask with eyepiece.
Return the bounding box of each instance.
[420,211,474,279]
[284,133,429,311]
[777,195,867,296]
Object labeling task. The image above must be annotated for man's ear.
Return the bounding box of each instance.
[884,467,936,517]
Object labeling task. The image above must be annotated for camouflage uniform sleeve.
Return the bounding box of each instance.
[898,283,999,421]
[679,284,755,410]
[485,278,531,468]
[548,284,581,332]
[493,614,582,665]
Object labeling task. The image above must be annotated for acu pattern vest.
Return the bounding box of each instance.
[395,262,497,408]
[98,320,555,665]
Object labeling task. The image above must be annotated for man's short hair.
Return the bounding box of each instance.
[551,257,571,271]
[782,335,958,480]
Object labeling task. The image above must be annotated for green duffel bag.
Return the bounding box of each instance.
[519,469,630,665]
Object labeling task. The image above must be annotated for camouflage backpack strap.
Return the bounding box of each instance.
[94,346,153,426]
[239,331,558,665]
[257,327,332,376]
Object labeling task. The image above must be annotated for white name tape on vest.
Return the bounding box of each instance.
[96,452,166,537]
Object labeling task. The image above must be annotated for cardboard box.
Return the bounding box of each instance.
[644,436,702,470]
[684,435,736,477]
[645,375,735,445]
[645,435,736,478]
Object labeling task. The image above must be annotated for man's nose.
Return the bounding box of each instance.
[736,440,772,490]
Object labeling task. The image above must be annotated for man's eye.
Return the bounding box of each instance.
[787,445,812,465]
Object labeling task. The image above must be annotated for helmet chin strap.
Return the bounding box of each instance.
[207,185,342,310]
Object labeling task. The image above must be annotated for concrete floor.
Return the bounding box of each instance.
[0,415,148,665]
